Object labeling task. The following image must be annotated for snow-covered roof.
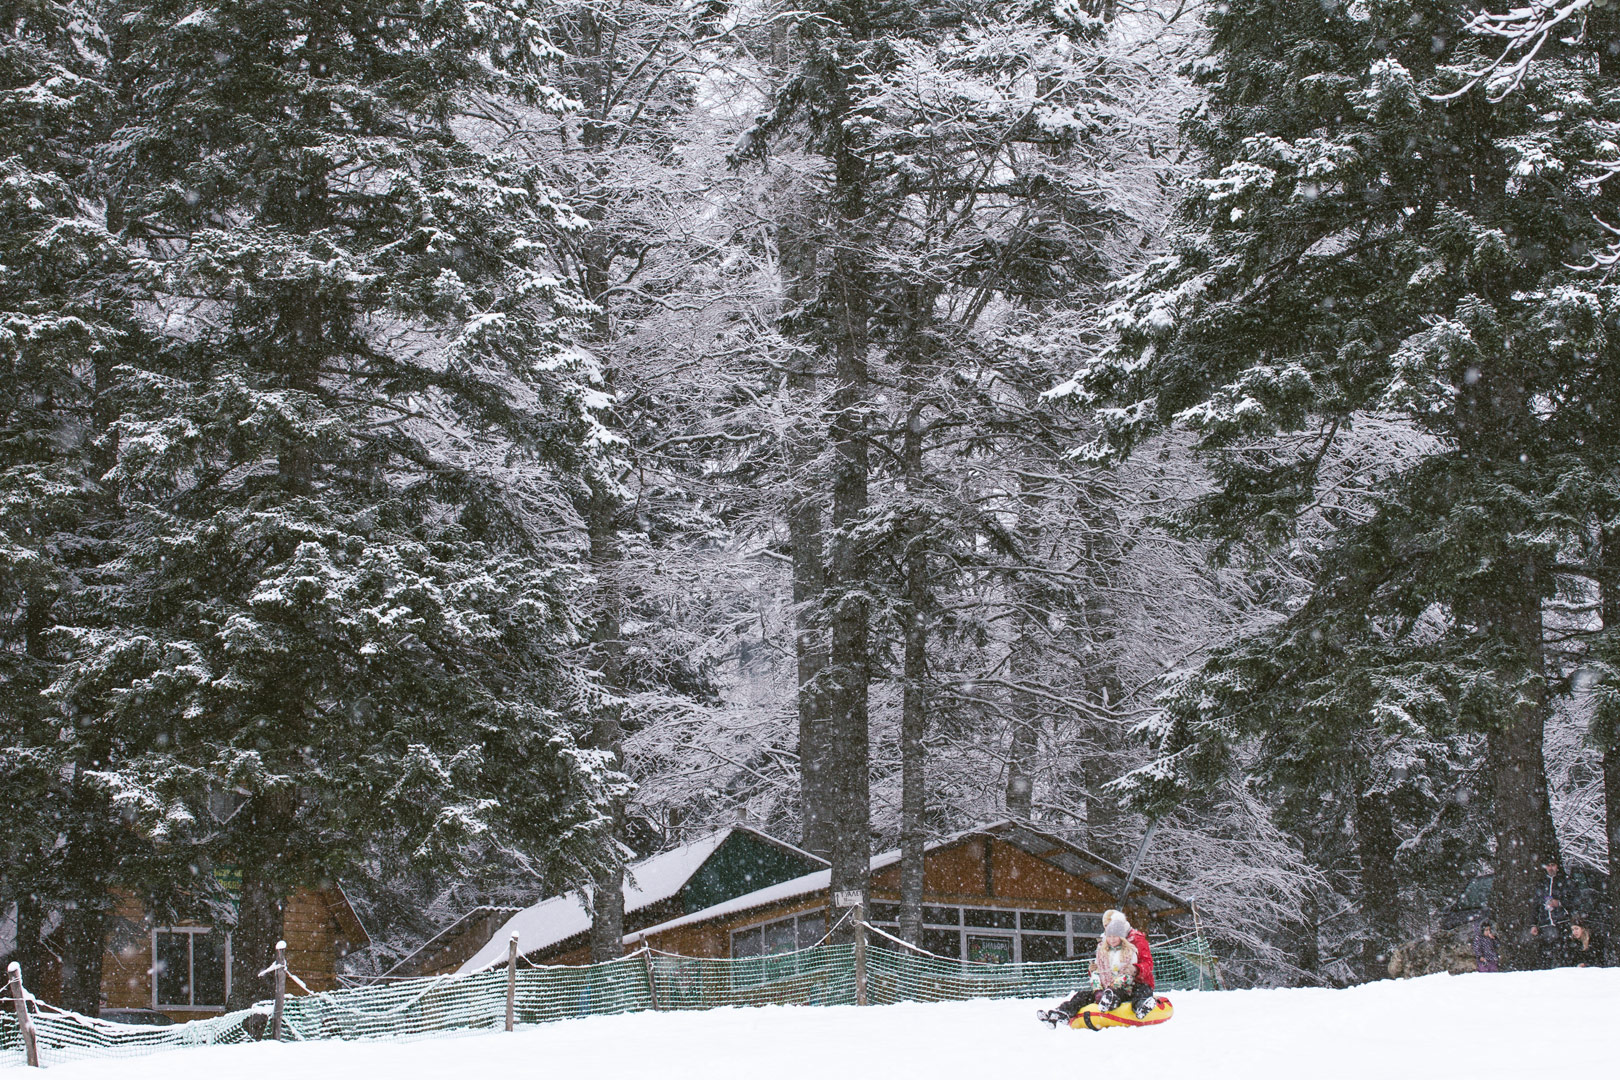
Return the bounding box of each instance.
[623,820,1191,944]
[625,866,837,943]
[458,827,822,972]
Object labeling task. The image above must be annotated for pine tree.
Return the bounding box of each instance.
[0,0,191,1011]
[45,0,620,1006]
[1075,0,1620,970]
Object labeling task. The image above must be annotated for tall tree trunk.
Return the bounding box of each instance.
[1296,887,1322,983]
[898,404,928,945]
[59,903,107,1014]
[786,358,834,857]
[1605,742,1620,967]
[822,94,873,936]
[825,366,872,928]
[792,492,834,859]
[1596,527,1620,967]
[1485,572,1559,972]
[227,789,296,1011]
[1353,790,1400,981]
[1005,627,1039,820]
[227,867,286,1011]
[583,480,628,963]
[58,760,116,1016]
[778,200,834,859]
[11,898,44,996]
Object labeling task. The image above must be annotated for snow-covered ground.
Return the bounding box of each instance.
[38,968,1620,1079]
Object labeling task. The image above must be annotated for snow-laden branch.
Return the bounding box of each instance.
[1434,0,1593,102]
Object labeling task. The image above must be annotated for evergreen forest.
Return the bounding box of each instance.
[4,0,1620,999]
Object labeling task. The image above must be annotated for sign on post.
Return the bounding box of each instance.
[833,890,863,908]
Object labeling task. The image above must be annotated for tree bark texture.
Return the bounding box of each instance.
[1484,575,1559,972]
[898,405,928,945]
[59,903,108,1015]
[819,35,875,933]
[228,867,287,1011]
[1352,791,1400,981]
[583,481,629,963]
[786,362,834,859]
[1596,527,1620,967]
[1005,628,1040,821]
[10,898,43,995]
[1605,742,1620,967]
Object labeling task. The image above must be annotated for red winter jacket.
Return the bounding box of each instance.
[1128,929,1154,989]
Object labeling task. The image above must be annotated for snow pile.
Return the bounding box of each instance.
[39,968,1619,1080]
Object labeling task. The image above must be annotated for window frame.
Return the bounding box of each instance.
[151,926,231,1011]
[868,904,1105,963]
[728,909,827,958]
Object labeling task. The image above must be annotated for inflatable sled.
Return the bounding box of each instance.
[1069,996,1173,1030]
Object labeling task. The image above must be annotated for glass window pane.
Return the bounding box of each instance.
[966,935,1014,964]
[1021,934,1067,963]
[155,932,192,1007]
[1071,912,1104,937]
[1021,911,1065,932]
[192,931,226,1006]
[762,920,797,956]
[795,913,826,949]
[921,906,959,926]
[868,903,899,924]
[732,927,762,958]
[919,928,961,959]
[964,908,1015,929]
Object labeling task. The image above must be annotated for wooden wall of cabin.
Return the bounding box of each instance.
[63,887,358,1018]
[282,889,348,993]
[640,895,831,959]
[868,838,1160,931]
[639,837,1173,959]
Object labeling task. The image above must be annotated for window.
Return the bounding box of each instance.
[1020,934,1067,963]
[867,904,1108,962]
[919,928,962,958]
[730,911,826,959]
[965,935,1014,964]
[964,908,1015,929]
[1021,912,1065,933]
[153,928,230,1010]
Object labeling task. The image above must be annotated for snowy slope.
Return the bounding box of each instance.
[38,968,1619,1080]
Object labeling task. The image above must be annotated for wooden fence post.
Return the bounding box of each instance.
[6,962,40,1067]
[505,932,518,1032]
[853,902,868,1007]
[271,940,287,1041]
[641,947,660,1012]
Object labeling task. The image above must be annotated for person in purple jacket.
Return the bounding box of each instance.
[1472,915,1499,973]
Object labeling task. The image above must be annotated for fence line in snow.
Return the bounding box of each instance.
[0,929,1220,1069]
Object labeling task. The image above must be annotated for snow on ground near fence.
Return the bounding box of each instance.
[36,967,1620,1080]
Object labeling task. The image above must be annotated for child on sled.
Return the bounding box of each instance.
[1039,910,1157,1024]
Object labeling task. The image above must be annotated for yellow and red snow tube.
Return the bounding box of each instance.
[1069,996,1173,1030]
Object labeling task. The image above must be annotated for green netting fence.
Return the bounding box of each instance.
[1,931,1217,1068]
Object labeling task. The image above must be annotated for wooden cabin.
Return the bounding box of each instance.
[383,906,521,979]
[622,820,1191,963]
[451,826,828,973]
[19,886,367,1021]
